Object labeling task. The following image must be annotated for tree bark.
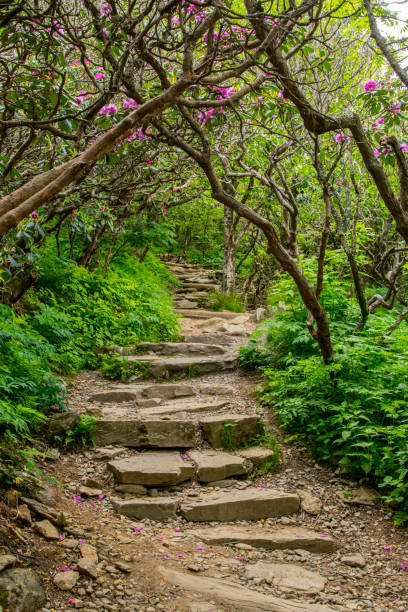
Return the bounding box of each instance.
[222,206,236,293]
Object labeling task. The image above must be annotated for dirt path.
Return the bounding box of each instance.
[3,261,407,612]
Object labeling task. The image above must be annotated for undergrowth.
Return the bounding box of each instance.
[210,290,245,313]
[240,264,408,524]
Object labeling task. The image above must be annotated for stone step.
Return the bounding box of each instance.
[188,450,249,482]
[128,354,238,378]
[181,318,249,338]
[91,409,257,448]
[182,334,238,346]
[107,452,194,486]
[174,299,197,309]
[176,283,219,291]
[135,341,228,356]
[89,383,195,403]
[180,488,300,522]
[112,497,178,520]
[246,562,326,595]
[175,309,249,321]
[140,398,232,417]
[199,414,260,448]
[159,567,336,612]
[193,526,337,553]
[93,416,197,447]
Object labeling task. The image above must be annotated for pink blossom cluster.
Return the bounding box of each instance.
[123,98,138,109]
[364,79,378,93]
[371,117,385,129]
[100,104,118,115]
[388,102,401,114]
[335,133,347,143]
[100,3,112,16]
[198,107,225,124]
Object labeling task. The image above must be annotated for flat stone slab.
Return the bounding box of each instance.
[112,497,179,520]
[136,341,227,356]
[108,452,194,486]
[94,447,126,460]
[238,446,277,466]
[337,486,380,506]
[175,309,249,321]
[159,567,336,611]
[90,383,195,403]
[140,398,230,417]
[199,414,260,448]
[193,526,336,553]
[189,450,248,482]
[129,354,238,378]
[180,489,299,522]
[93,418,197,447]
[246,562,326,594]
[175,283,219,291]
[199,384,234,395]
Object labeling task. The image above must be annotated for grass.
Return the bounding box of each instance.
[210,291,245,313]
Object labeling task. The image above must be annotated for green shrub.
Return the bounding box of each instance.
[99,353,146,381]
[210,291,245,313]
[65,415,98,446]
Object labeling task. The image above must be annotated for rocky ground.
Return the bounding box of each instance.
[0,261,407,612]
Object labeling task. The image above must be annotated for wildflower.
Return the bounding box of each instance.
[177,554,184,558]
[156,537,163,541]
[70,565,78,571]
[382,147,392,155]
[100,104,118,116]
[388,102,401,114]
[95,72,105,80]
[401,143,408,153]
[174,528,180,532]
[236,556,244,561]
[73,495,82,503]
[72,59,79,66]
[98,494,104,500]
[364,79,378,92]
[172,16,180,25]
[218,86,234,98]
[71,214,76,220]
[196,545,203,550]
[335,133,347,143]
[100,3,112,16]
[400,563,407,570]
[336,179,343,186]
[145,160,153,166]
[123,98,138,109]
[162,208,167,215]
[79,539,85,545]
[102,28,109,36]
[58,536,65,541]
[376,117,385,125]
[374,148,381,158]
[277,91,285,100]
[384,546,392,551]
[60,565,69,572]
[32,211,38,220]
[68,600,75,605]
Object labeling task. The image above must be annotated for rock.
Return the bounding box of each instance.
[115,561,132,573]
[0,554,16,572]
[194,526,337,553]
[337,487,380,506]
[89,390,141,403]
[206,479,238,488]
[49,411,80,435]
[159,567,336,611]
[16,504,32,525]
[180,489,299,522]
[34,519,60,540]
[78,558,98,579]
[139,384,195,400]
[61,539,79,550]
[246,562,326,594]
[80,544,98,564]
[54,570,79,590]
[140,399,231,418]
[108,452,194,486]
[5,490,19,507]
[46,448,60,460]
[136,341,227,356]
[199,414,259,449]
[297,490,323,515]
[137,398,162,408]
[79,485,103,497]
[188,450,248,482]
[94,447,126,461]
[20,497,67,527]
[0,568,45,611]
[93,417,197,448]
[238,446,277,467]
[340,553,366,568]
[112,496,179,520]
[34,483,57,507]
[84,477,103,488]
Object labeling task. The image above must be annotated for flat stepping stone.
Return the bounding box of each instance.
[159,567,336,611]
[238,446,277,467]
[112,497,178,520]
[183,334,237,345]
[189,450,248,482]
[136,341,227,356]
[107,452,194,486]
[180,488,299,522]
[89,383,195,403]
[199,414,260,448]
[193,526,336,553]
[175,283,219,291]
[129,354,238,378]
[246,562,326,594]
[175,309,249,321]
[93,417,196,447]
[140,398,231,417]
[199,384,234,395]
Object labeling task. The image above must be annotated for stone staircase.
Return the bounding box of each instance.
[63,260,341,610]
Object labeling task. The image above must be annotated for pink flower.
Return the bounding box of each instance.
[384,546,392,551]
[400,563,407,570]
[73,495,82,503]
[401,143,408,153]
[68,600,75,605]
[156,537,163,541]
[70,565,78,570]
[236,556,244,561]
[71,214,76,220]
[145,160,153,166]
[98,494,104,500]
[58,535,65,541]
[388,103,401,114]
[382,147,392,155]
[100,3,112,16]
[79,539,85,545]
[336,179,343,186]
[31,211,38,220]
[162,208,167,215]
[102,28,109,36]
[182,454,188,459]
[174,528,180,532]
[196,545,203,550]
[374,148,381,158]
[277,91,285,100]
[60,565,69,572]
[100,104,118,116]
[364,79,378,92]
[218,86,235,98]
[177,554,184,558]
[123,98,138,109]
[72,59,79,66]
[172,16,180,25]
[376,117,385,125]
[335,133,347,143]
[95,72,105,80]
